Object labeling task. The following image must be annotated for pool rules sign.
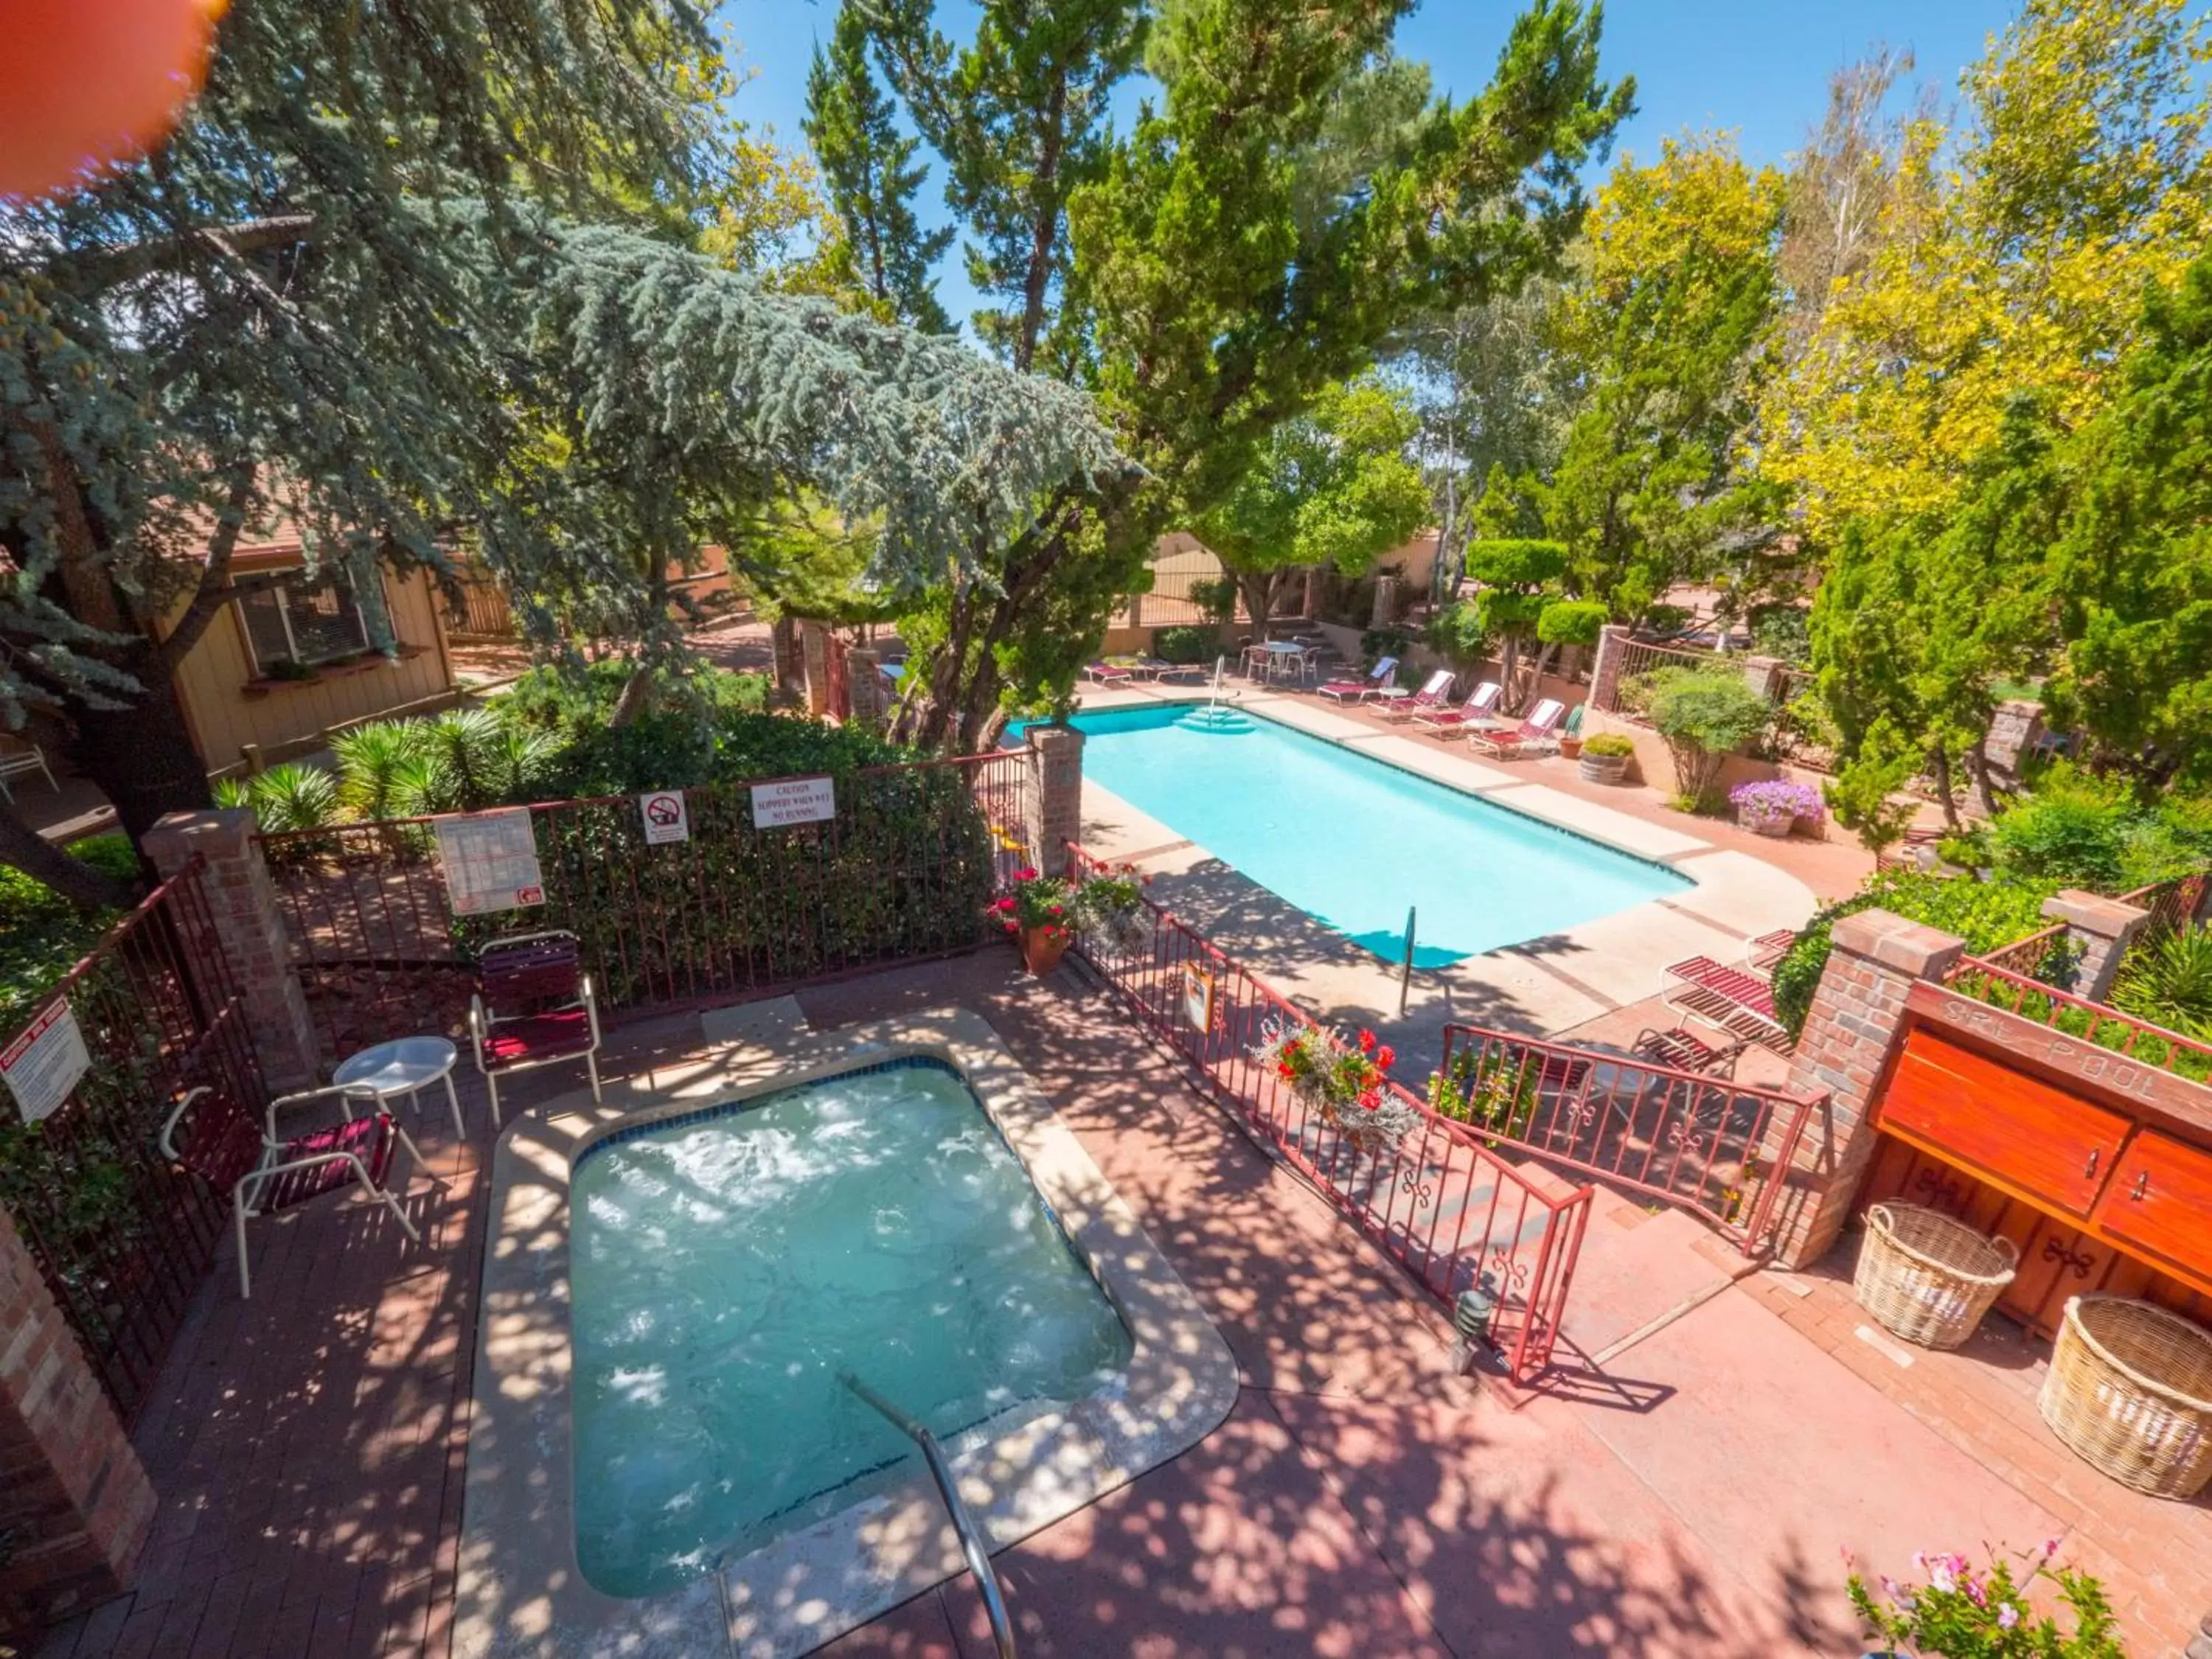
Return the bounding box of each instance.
[2,998,90,1124]
[750,775,835,829]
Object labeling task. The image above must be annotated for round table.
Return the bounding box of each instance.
[333,1035,467,1140]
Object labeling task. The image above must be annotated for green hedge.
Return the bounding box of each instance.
[0,836,141,1033]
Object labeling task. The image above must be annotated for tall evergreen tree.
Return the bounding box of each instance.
[869,0,1150,369]
[804,4,953,331]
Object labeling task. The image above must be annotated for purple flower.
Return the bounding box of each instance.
[1997,1604,2020,1630]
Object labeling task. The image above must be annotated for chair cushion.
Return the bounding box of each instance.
[481,1009,595,1068]
[260,1115,397,1213]
[172,1091,265,1192]
[478,936,584,1005]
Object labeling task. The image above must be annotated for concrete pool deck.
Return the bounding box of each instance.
[1067,684,1819,1055]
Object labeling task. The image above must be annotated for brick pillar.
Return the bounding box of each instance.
[1771,909,1965,1269]
[799,623,830,717]
[1369,576,1398,629]
[2042,889,2149,1004]
[770,616,801,696]
[142,808,319,1090]
[1590,624,1630,713]
[846,647,884,728]
[0,1203,156,1634]
[1024,726,1084,879]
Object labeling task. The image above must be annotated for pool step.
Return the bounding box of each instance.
[1172,708,1256,735]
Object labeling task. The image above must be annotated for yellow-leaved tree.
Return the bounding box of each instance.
[1764,0,2212,540]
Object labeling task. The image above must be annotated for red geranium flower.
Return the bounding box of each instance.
[1374,1045,1395,1070]
[1357,1029,1376,1054]
[1358,1088,1381,1111]
[1278,1060,1295,1079]
[1015,867,1039,882]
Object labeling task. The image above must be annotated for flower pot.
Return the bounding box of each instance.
[1578,751,1630,785]
[1739,810,1792,838]
[1019,923,1071,975]
[1558,735,1584,760]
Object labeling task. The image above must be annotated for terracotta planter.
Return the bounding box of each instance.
[1019,923,1071,975]
[1578,751,1630,785]
[1558,735,1584,760]
[1740,811,1792,838]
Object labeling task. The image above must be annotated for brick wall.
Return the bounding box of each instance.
[0,1203,155,1636]
[1026,726,1084,877]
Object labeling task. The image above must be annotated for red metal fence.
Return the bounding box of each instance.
[1436,1023,1819,1253]
[257,751,1035,1055]
[1065,848,1591,1384]
[0,860,259,1420]
[1944,954,2212,1087]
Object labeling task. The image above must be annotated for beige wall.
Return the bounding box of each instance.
[169,564,457,771]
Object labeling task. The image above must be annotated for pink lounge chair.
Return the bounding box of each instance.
[160,1084,426,1299]
[1464,698,1565,757]
[1661,956,1786,1043]
[1411,681,1503,735]
[1375,669,1455,722]
[1082,661,1134,685]
[1316,656,1399,703]
[467,930,604,1120]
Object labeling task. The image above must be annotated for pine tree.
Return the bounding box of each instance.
[805,4,954,332]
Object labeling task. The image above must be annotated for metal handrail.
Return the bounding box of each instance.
[840,1371,1018,1659]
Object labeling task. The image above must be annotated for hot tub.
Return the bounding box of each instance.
[458,1009,1236,1659]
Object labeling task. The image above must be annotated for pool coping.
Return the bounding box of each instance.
[455,1007,1239,1659]
[1064,685,1818,1031]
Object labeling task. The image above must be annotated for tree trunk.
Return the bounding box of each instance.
[0,797,137,910]
[609,663,655,728]
[1929,743,1962,830]
[1498,633,1523,712]
[1237,572,1273,641]
[1963,739,2000,820]
[66,664,217,857]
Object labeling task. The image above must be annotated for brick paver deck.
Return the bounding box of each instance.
[27,951,2207,1658]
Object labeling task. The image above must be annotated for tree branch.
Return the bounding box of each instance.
[0,796,136,912]
[150,465,259,676]
[50,215,316,289]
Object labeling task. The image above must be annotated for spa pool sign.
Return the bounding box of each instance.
[751,775,835,829]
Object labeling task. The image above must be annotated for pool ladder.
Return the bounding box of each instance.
[838,1371,1019,1659]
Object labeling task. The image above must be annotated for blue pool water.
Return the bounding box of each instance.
[1056,703,1689,966]
[570,1060,1131,1596]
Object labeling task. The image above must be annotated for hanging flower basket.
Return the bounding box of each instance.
[1251,1020,1422,1154]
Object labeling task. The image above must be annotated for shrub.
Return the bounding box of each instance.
[1360,625,1411,669]
[1823,751,1920,856]
[215,761,343,833]
[1423,601,1489,669]
[1772,871,2070,1037]
[1183,576,1238,624]
[1747,604,1811,665]
[1986,766,2135,888]
[2112,924,2212,1038]
[1645,668,1772,807]
[1581,732,1635,759]
[1150,625,1220,665]
[1535,599,1607,650]
[1848,1545,2123,1659]
[0,835,140,1032]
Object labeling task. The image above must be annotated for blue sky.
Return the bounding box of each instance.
[714,1,2019,333]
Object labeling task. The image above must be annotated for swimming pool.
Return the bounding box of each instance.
[1059,702,1690,966]
[569,1058,1133,1596]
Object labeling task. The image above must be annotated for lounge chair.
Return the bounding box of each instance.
[1464,698,1565,757]
[1144,658,1209,682]
[1630,1026,1744,1077]
[1742,928,1798,972]
[467,930,604,1121]
[1082,661,1135,685]
[0,740,58,802]
[1412,681,1503,736]
[1318,657,1397,703]
[161,1084,427,1299]
[1375,670,1455,722]
[1661,956,1786,1044]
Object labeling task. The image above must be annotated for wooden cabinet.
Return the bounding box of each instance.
[2098,1131,2212,1284]
[1880,1032,2136,1216]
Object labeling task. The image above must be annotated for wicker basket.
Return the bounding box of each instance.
[2039,1295,2212,1500]
[1852,1203,2019,1351]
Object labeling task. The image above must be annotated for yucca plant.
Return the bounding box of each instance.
[2112,925,2212,1040]
[220,765,342,867]
[332,720,437,821]
[422,707,506,811]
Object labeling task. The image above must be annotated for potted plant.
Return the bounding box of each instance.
[1251,1020,1423,1154]
[990,866,1148,975]
[1578,731,1635,785]
[1729,778,1824,838]
[1848,1542,2124,1658]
